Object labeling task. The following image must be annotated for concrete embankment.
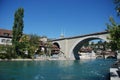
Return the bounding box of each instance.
[110,68,120,80]
[0,58,46,61]
[110,60,120,80]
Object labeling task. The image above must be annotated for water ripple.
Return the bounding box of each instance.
[34,74,45,80]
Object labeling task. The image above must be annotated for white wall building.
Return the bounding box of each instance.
[0,28,12,45]
[0,37,12,45]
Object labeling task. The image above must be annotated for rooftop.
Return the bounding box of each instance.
[0,28,12,38]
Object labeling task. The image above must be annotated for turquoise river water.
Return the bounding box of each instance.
[0,59,115,80]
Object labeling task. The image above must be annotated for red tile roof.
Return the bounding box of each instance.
[0,28,12,37]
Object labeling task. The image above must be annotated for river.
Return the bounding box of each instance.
[0,59,116,80]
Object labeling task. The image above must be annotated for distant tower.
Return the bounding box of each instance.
[60,30,64,38]
[60,33,64,38]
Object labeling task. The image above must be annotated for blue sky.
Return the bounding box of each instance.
[0,0,120,38]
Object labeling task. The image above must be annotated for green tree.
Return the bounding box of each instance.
[114,0,120,16]
[90,42,94,48]
[18,35,30,58]
[29,34,40,48]
[27,34,40,58]
[103,41,109,50]
[97,40,102,49]
[83,42,89,47]
[0,45,16,59]
[106,17,120,51]
[12,8,24,56]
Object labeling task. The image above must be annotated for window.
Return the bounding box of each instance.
[1,39,6,43]
[6,39,11,43]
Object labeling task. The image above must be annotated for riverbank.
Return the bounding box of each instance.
[110,60,120,80]
[0,57,67,61]
[0,58,47,61]
[110,68,120,80]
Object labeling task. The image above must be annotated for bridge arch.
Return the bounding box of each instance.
[51,31,109,60]
[69,36,109,60]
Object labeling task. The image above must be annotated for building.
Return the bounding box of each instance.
[0,28,12,45]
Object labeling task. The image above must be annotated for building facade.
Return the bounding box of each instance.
[0,28,12,45]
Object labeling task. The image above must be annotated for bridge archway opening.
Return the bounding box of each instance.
[106,56,116,59]
[53,42,60,49]
[73,37,107,60]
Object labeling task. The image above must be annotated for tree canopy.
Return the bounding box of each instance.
[12,8,24,56]
[106,17,120,51]
[12,8,24,44]
[114,0,120,16]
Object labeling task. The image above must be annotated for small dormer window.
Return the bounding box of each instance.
[3,33,9,37]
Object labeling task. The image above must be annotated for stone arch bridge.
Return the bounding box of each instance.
[51,31,111,60]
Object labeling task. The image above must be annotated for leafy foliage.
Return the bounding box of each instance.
[12,8,24,56]
[106,17,120,51]
[26,34,40,58]
[29,34,40,48]
[114,0,120,16]
[12,8,24,44]
[0,45,16,59]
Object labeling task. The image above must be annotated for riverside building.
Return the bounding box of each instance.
[0,28,12,45]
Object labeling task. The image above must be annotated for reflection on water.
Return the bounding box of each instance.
[34,74,45,80]
[0,59,115,80]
